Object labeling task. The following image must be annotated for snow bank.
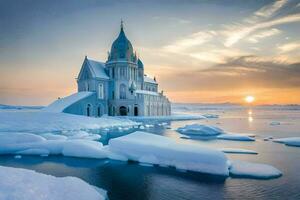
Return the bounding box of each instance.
[177,124,224,136]
[229,160,282,179]
[43,92,94,113]
[0,132,107,159]
[273,137,300,147]
[220,148,258,154]
[0,111,138,133]
[217,133,255,141]
[107,131,229,176]
[0,166,107,200]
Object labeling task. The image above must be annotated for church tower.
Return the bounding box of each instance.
[106,21,139,115]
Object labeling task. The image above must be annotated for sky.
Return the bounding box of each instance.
[0,0,300,106]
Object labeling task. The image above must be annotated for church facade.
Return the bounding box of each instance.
[65,23,171,117]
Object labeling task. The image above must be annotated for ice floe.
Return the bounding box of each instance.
[270,121,281,126]
[273,137,300,147]
[220,148,258,154]
[107,131,230,176]
[217,133,255,141]
[203,114,219,118]
[177,124,224,136]
[229,160,282,179]
[0,132,107,159]
[0,166,107,200]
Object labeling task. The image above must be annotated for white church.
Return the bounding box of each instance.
[45,22,171,117]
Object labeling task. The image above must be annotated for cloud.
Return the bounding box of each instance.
[247,28,281,43]
[278,41,300,52]
[224,13,300,47]
[163,31,214,53]
[254,0,288,18]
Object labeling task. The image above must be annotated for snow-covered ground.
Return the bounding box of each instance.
[0,166,107,200]
[42,92,94,113]
[0,111,138,133]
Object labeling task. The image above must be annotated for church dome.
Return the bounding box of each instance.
[109,22,134,62]
[138,58,144,69]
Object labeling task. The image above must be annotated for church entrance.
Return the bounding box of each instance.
[119,106,127,116]
[134,106,138,116]
[86,104,91,116]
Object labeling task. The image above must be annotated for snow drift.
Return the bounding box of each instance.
[0,166,107,200]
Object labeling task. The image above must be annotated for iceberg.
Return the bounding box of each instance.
[229,160,282,179]
[107,131,230,176]
[0,166,107,200]
[177,124,224,136]
[273,137,300,147]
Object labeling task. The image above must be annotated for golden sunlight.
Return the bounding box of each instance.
[245,95,255,103]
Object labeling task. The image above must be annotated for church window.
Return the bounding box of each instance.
[120,84,126,99]
[98,83,104,99]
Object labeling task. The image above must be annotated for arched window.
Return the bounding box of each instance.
[120,84,126,99]
[98,83,104,99]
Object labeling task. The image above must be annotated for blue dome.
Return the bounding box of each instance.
[138,58,144,68]
[109,25,134,62]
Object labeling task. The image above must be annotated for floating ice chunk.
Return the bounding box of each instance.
[270,121,281,126]
[139,125,145,130]
[145,124,154,128]
[229,160,282,179]
[220,148,258,154]
[0,132,107,159]
[62,140,107,159]
[177,124,224,136]
[0,132,46,145]
[203,114,219,118]
[17,148,50,156]
[217,133,255,141]
[273,137,300,147]
[14,155,22,159]
[107,131,229,176]
[263,136,273,141]
[0,166,107,200]
[42,133,68,141]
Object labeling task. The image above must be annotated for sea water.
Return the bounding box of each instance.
[0,105,300,200]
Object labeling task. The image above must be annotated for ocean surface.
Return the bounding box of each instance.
[1,104,300,200]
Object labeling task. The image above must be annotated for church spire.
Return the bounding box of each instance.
[120,19,124,31]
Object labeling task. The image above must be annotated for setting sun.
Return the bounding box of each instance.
[245,96,255,103]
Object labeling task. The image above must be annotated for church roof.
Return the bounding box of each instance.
[108,22,135,62]
[144,75,157,84]
[85,58,109,80]
[138,59,144,68]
